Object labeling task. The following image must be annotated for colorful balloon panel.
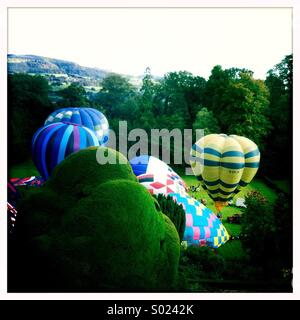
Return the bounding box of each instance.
[45,107,109,145]
[190,134,260,203]
[10,176,44,187]
[169,193,229,248]
[32,122,99,180]
[130,155,187,196]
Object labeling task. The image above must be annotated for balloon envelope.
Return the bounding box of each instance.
[32,122,99,180]
[169,193,229,248]
[130,155,187,196]
[45,107,109,145]
[10,176,44,187]
[190,134,260,210]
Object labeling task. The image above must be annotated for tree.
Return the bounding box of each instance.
[263,54,292,178]
[58,82,88,107]
[135,68,157,132]
[267,54,292,93]
[193,107,220,135]
[204,66,271,148]
[8,73,53,165]
[154,71,206,128]
[203,65,231,117]
[225,73,271,147]
[96,74,136,118]
[140,67,156,100]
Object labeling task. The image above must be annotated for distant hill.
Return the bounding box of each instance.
[7,54,144,89]
[8,54,109,78]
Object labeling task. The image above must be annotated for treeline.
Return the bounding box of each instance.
[8,55,292,179]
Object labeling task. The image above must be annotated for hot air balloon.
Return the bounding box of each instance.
[10,176,44,187]
[190,134,260,213]
[32,122,99,180]
[45,107,109,145]
[130,155,187,196]
[169,193,229,248]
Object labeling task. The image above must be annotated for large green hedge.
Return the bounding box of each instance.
[11,147,180,292]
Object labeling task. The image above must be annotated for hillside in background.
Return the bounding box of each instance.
[7,54,143,90]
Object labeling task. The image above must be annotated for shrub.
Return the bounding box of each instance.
[179,246,225,287]
[10,147,180,292]
[241,190,277,278]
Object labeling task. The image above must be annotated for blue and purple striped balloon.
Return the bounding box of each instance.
[45,107,109,145]
[32,122,99,180]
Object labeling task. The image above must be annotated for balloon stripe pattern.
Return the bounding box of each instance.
[32,122,99,180]
[45,107,109,145]
[10,176,44,187]
[130,155,187,196]
[190,134,260,202]
[169,193,229,248]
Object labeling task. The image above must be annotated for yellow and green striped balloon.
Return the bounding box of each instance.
[190,134,260,212]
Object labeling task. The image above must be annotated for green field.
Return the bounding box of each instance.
[182,174,277,208]
[9,160,39,178]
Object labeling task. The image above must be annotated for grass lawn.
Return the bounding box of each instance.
[9,160,39,178]
[182,174,277,211]
[223,222,240,237]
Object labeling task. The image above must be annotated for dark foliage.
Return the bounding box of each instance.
[154,194,186,242]
[241,190,292,281]
[263,54,292,179]
[58,82,89,107]
[8,73,54,165]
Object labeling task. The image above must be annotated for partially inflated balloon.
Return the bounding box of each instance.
[130,155,187,196]
[32,122,99,180]
[45,107,109,145]
[190,134,260,212]
[169,193,229,248]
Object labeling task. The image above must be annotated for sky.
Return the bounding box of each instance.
[8,8,292,79]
